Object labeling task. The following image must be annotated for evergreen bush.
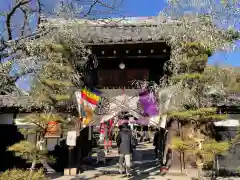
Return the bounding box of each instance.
[0,169,49,180]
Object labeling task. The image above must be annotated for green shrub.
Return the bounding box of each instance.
[0,169,50,180]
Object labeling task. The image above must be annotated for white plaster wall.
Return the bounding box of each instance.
[15,113,35,126]
[0,113,14,124]
[214,114,240,127]
[27,134,37,144]
[0,113,59,151]
[25,134,59,151]
[46,138,59,151]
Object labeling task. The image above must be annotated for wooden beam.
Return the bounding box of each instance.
[85,40,166,46]
[97,54,169,59]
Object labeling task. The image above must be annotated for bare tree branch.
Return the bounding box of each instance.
[6,0,30,40]
[84,0,98,17]
[36,0,43,28]
[0,0,122,96]
[72,0,125,17]
[20,7,28,36]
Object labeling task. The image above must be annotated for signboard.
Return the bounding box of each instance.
[45,122,62,138]
[66,131,77,146]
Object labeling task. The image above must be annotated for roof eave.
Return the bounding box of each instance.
[85,39,166,45]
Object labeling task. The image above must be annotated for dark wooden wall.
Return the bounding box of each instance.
[0,125,28,171]
[0,124,93,173]
[91,42,170,88]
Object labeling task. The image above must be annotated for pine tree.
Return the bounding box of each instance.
[8,140,56,170]
[8,27,87,171]
[2,0,134,174]
[166,42,231,179]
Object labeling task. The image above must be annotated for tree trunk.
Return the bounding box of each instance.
[29,159,36,180]
[179,152,183,173]
[179,122,186,170]
[30,160,37,171]
[178,121,186,171]
[196,128,203,180]
[163,138,169,165]
[37,137,56,173]
[41,158,55,173]
[197,166,202,180]
[196,157,203,180]
[183,151,186,169]
[30,160,36,172]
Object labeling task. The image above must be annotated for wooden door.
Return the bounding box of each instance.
[97,69,149,88]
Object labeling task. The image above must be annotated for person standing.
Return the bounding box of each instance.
[116,123,135,177]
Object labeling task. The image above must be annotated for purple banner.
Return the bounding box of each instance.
[139,91,159,117]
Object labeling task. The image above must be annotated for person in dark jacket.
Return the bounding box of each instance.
[116,123,135,177]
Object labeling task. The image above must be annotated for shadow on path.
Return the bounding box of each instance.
[51,143,186,179]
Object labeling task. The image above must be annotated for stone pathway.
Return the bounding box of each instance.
[51,143,197,180]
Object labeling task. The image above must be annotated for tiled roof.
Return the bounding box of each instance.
[76,25,165,44]
[6,16,226,47]
[45,16,180,44]
[0,95,75,111]
[0,95,38,109]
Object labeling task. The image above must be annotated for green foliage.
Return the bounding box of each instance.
[204,66,240,94]
[168,108,227,122]
[227,27,240,40]
[8,140,55,164]
[30,43,77,106]
[167,44,227,126]
[17,113,70,137]
[172,137,230,166]
[203,140,230,156]
[172,73,202,82]
[164,41,232,179]
[6,24,87,169]
[0,61,18,95]
[177,42,210,74]
[9,113,73,169]
[168,42,232,110]
[171,137,192,152]
[0,169,49,180]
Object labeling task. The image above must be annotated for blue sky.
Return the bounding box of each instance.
[1,0,240,66]
[0,0,240,91]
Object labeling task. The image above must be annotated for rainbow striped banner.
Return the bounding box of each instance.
[75,88,102,126]
[81,88,101,108]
